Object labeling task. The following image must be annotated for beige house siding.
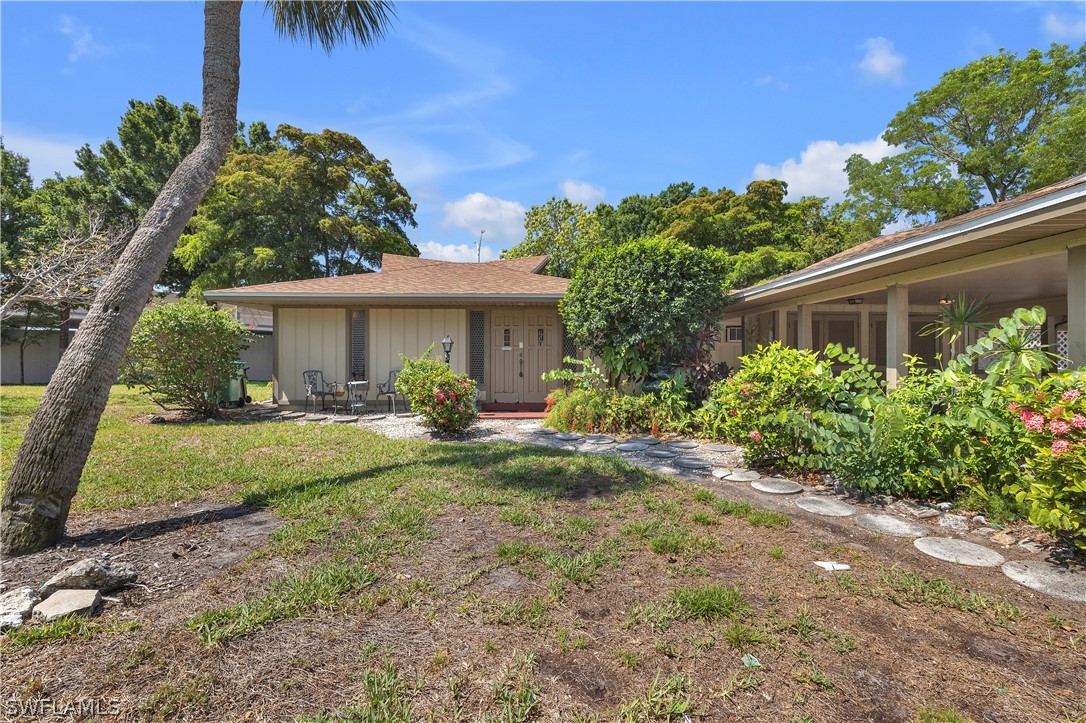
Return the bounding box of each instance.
[367,308,468,397]
[275,308,347,405]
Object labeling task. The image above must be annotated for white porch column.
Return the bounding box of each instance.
[858,307,870,361]
[886,284,910,387]
[1068,245,1086,368]
[797,304,813,350]
[773,308,788,344]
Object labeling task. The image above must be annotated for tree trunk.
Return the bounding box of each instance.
[58,304,71,357]
[0,1,242,556]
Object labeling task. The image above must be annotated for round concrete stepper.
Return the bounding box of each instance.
[854,514,928,538]
[626,436,661,446]
[330,415,359,423]
[555,432,583,442]
[711,468,730,479]
[616,442,649,453]
[359,414,387,422]
[666,440,700,450]
[1001,560,1086,603]
[279,411,306,420]
[303,414,329,421]
[585,435,616,445]
[725,469,762,482]
[533,428,558,436]
[644,448,679,459]
[794,496,855,517]
[516,422,542,431]
[914,537,1005,568]
[751,478,803,495]
[700,443,737,454]
[674,457,711,470]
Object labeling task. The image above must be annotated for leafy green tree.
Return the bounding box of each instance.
[502,196,603,277]
[842,43,1086,228]
[561,237,730,386]
[1,144,35,251]
[2,0,396,556]
[175,124,417,292]
[595,181,696,246]
[119,298,253,417]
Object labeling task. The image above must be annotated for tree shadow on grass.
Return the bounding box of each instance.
[59,503,266,549]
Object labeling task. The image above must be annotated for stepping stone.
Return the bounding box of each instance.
[555,433,583,442]
[666,440,700,450]
[751,478,803,495]
[700,443,737,453]
[644,449,678,459]
[626,437,661,446]
[32,589,102,623]
[516,423,542,430]
[304,414,328,421]
[914,537,1005,567]
[279,412,306,420]
[795,497,855,517]
[1001,560,1086,603]
[725,469,761,482]
[534,428,558,436]
[584,435,616,444]
[395,413,415,418]
[330,415,358,423]
[711,468,730,479]
[359,414,387,422]
[854,514,928,538]
[616,442,649,453]
[674,457,711,470]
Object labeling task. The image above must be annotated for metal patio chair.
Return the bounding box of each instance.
[376,369,403,414]
[302,369,334,414]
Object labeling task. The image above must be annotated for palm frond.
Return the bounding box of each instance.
[265,1,396,53]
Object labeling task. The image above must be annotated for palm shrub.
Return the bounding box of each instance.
[544,388,660,435]
[397,349,478,434]
[119,298,252,417]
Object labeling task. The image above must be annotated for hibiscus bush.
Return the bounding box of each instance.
[397,350,478,434]
[1004,372,1086,550]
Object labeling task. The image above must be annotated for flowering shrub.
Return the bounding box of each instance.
[397,350,478,434]
[1004,371,1086,550]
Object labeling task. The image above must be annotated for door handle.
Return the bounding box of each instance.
[519,354,524,377]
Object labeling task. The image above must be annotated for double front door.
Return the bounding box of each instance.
[490,309,559,403]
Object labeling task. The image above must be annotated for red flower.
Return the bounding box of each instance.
[1052,438,1070,456]
[749,431,763,442]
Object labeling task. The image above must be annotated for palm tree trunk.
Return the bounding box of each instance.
[0,1,242,556]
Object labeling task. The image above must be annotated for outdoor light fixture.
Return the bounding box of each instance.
[441,334,454,365]
[939,296,953,305]
[847,297,864,305]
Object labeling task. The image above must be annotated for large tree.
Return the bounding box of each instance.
[1,1,396,556]
[842,43,1086,228]
[175,124,417,292]
[501,196,602,278]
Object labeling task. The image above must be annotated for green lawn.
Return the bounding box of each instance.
[1,385,1082,722]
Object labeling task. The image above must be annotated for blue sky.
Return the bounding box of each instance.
[3,1,1084,263]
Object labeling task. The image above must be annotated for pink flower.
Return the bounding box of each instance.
[1023,413,1045,432]
[450,392,457,402]
[436,392,446,403]
[1062,389,1081,402]
[1071,414,1086,430]
[749,431,763,441]
[1007,402,1020,412]
[1052,438,1071,456]
[1019,409,1032,423]
[1049,419,1071,435]
[729,410,739,417]
[426,406,432,413]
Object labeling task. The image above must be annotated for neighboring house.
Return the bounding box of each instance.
[722,173,1086,385]
[203,255,570,409]
[0,296,275,385]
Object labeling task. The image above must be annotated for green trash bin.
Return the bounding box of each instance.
[218,361,251,408]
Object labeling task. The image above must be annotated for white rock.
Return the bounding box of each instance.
[32,589,102,622]
[937,514,971,532]
[0,587,40,630]
[40,558,137,597]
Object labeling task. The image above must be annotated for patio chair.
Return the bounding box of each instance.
[302,369,334,414]
[376,369,403,414]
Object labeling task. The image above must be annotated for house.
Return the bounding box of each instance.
[203,255,570,409]
[722,173,1086,385]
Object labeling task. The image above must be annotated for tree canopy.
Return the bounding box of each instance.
[501,196,601,277]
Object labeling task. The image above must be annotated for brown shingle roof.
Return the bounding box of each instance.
[737,173,1086,295]
[205,253,567,298]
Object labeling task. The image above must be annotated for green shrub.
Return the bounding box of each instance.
[119,298,252,417]
[1004,371,1086,550]
[397,348,478,434]
[544,387,659,435]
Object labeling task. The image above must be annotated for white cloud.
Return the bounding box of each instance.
[442,192,526,247]
[857,37,905,85]
[1,131,85,182]
[752,135,897,201]
[1043,12,1086,40]
[559,179,606,206]
[417,241,498,263]
[57,16,110,62]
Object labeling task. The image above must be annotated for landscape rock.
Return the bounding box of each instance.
[0,587,40,630]
[934,502,953,512]
[148,414,166,424]
[937,514,971,533]
[972,514,988,526]
[990,531,1017,546]
[32,589,102,622]
[40,558,137,598]
[892,500,941,520]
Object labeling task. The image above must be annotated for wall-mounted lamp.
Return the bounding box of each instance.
[847,297,864,305]
[938,296,953,305]
[441,334,454,365]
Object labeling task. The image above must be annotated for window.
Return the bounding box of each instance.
[503,328,511,348]
[470,310,485,384]
[725,326,743,343]
[350,310,367,380]
[537,328,545,345]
